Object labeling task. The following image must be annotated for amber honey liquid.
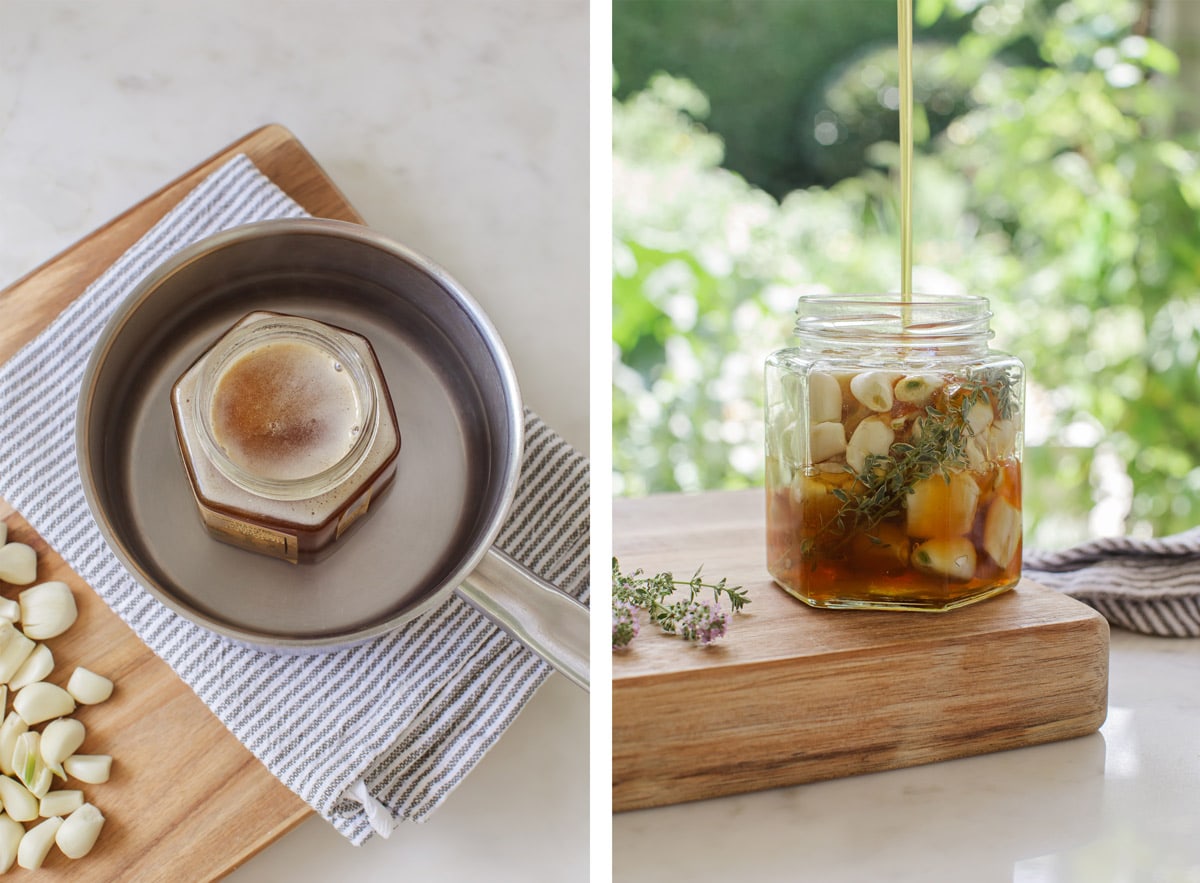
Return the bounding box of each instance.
[765,369,1022,610]
[211,339,362,482]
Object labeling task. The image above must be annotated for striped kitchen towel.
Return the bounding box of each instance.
[0,154,589,843]
[1026,531,1200,637]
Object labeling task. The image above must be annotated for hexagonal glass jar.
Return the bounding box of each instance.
[764,294,1025,611]
[171,311,400,563]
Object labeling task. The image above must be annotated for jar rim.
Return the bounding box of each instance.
[194,313,379,501]
[793,292,993,344]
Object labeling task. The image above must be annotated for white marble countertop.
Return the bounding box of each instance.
[615,628,1200,882]
[0,1,588,880]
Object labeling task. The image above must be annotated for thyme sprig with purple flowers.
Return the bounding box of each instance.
[612,558,749,649]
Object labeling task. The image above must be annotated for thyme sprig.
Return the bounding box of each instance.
[612,558,750,649]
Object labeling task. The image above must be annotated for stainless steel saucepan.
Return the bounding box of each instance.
[76,218,589,691]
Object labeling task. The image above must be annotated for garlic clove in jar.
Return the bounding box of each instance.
[906,470,981,538]
[808,372,843,424]
[850,372,899,412]
[965,399,995,437]
[984,497,1022,568]
[809,422,847,464]
[846,416,895,474]
[894,373,943,405]
[911,537,978,582]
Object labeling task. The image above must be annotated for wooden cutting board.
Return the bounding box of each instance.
[0,125,360,880]
[612,489,1110,813]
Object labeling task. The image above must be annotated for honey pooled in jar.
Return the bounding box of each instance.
[210,340,363,482]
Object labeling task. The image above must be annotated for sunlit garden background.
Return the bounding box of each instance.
[613,0,1200,550]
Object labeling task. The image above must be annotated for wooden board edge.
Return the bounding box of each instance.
[612,610,1110,813]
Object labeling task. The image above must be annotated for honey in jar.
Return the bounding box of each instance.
[171,311,400,563]
[764,294,1025,611]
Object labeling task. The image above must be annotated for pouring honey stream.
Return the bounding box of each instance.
[763,1,1026,612]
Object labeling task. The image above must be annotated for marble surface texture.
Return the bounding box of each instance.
[615,629,1200,882]
[0,1,588,880]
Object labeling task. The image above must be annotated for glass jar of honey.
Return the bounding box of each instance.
[171,311,401,563]
[764,294,1024,611]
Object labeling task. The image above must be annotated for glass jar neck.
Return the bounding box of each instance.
[792,294,993,358]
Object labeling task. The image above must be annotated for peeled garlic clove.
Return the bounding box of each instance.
[846,416,895,474]
[63,754,111,785]
[965,399,994,436]
[988,419,1017,458]
[906,471,981,538]
[809,422,847,463]
[18,581,77,640]
[13,682,75,726]
[0,543,36,586]
[40,718,85,778]
[808,372,843,423]
[965,438,987,471]
[850,372,898,412]
[0,812,21,873]
[39,789,83,818]
[984,497,1022,568]
[912,537,978,582]
[7,644,52,691]
[0,623,35,685]
[894,373,943,404]
[66,667,113,706]
[13,731,52,798]
[56,802,104,860]
[0,712,28,777]
[0,775,40,822]
[0,598,17,623]
[16,815,62,870]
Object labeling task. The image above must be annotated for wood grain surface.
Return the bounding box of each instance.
[0,124,360,880]
[613,489,1110,813]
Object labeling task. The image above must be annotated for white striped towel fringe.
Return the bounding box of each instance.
[0,154,590,844]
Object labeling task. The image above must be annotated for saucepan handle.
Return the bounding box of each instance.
[457,547,590,692]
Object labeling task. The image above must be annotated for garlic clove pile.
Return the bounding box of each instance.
[0,528,114,864]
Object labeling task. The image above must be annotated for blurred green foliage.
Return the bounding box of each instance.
[613,0,1200,548]
[613,0,990,193]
